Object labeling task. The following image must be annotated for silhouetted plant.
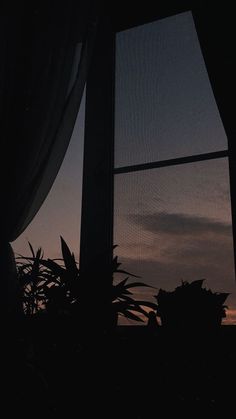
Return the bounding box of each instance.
[17,237,80,318]
[155,279,229,329]
[17,244,49,316]
[111,254,157,324]
[17,238,157,324]
[38,236,80,316]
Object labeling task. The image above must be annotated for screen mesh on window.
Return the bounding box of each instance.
[115,11,227,168]
[114,159,235,324]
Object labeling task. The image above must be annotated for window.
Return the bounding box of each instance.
[113,12,235,324]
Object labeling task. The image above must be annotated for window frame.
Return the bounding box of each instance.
[80,8,236,325]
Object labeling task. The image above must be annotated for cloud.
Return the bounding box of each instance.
[129,212,231,236]
[115,211,236,324]
[119,255,234,290]
[161,235,234,265]
[117,255,236,324]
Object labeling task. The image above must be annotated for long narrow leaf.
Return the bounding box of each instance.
[125,282,153,289]
[122,310,144,322]
[60,236,78,276]
[115,269,140,278]
[134,300,158,310]
[40,259,65,277]
[28,242,36,258]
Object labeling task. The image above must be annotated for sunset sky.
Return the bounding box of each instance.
[13,11,236,325]
[13,93,85,262]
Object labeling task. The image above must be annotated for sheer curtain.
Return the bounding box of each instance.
[0,1,98,316]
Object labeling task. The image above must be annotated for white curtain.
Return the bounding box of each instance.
[0,0,98,317]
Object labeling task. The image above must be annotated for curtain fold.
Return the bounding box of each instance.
[0,0,98,316]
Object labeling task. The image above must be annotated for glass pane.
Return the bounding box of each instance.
[115,12,227,168]
[13,92,86,261]
[114,158,236,325]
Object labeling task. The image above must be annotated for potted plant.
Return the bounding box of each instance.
[155,279,229,331]
[16,238,157,331]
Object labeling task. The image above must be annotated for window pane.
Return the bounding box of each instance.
[13,92,85,261]
[115,12,227,168]
[114,158,236,324]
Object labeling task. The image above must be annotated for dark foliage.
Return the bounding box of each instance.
[16,237,157,324]
[155,279,229,329]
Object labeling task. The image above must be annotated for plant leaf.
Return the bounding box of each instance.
[60,236,78,277]
[122,310,144,322]
[28,242,35,258]
[115,269,140,278]
[40,259,64,277]
[125,282,152,289]
[134,300,158,310]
